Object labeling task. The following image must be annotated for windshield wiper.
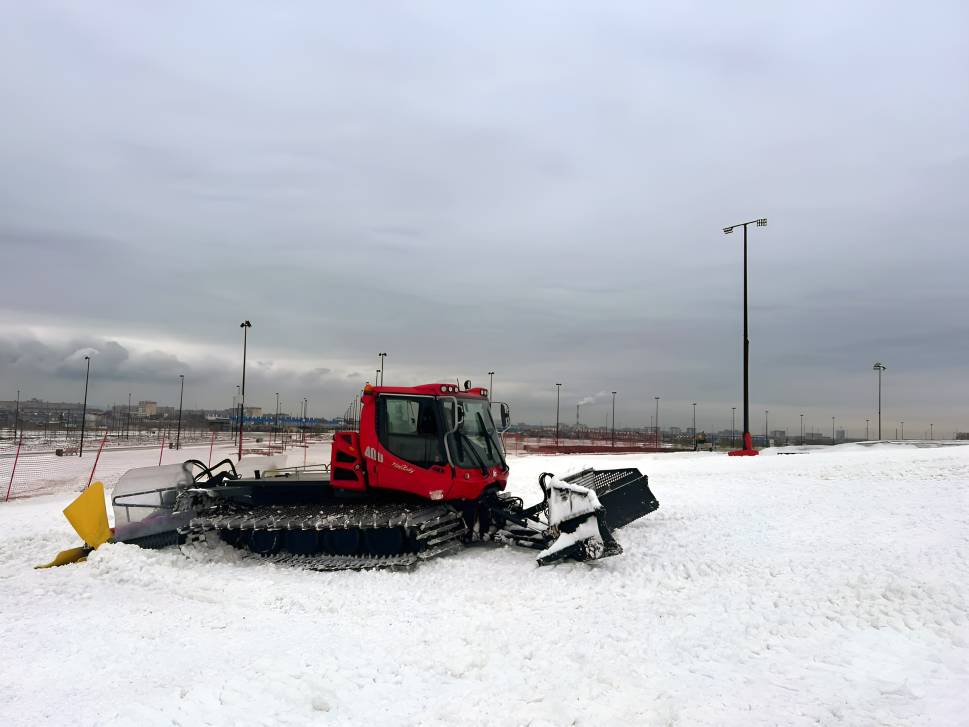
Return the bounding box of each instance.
[477,411,507,471]
[455,428,489,475]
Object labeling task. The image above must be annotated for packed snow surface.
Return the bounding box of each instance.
[1,443,967,726]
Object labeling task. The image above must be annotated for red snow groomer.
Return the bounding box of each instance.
[55,383,659,571]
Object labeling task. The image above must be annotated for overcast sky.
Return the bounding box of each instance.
[1,1,967,436]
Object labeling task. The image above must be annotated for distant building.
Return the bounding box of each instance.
[243,406,263,417]
[956,432,968,440]
[138,400,157,417]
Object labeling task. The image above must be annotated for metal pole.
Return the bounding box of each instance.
[930,423,933,440]
[238,321,251,461]
[866,418,869,440]
[900,421,904,440]
[611,391,616,447]
[378,353,387,386]
[692,402,697,451]
[79,355,91,457]
[127,392,131,441]
[274,392,280,446]
[488,371,494,401]
[13,389,19,440]
[800,413,804,445]
[874,362,885,440]
[742,223,750,449]
[832,416,835,444]
[654,396,660,447]
[176,374,184,450]
[555,384,562,446]
[765,409,768,445]
[732,407,737,448]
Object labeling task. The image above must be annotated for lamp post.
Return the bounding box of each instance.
[831,416,835,445]
[611,391,617,447]
[692,402,697,451]
[13,389,19,440]
[554,384,562,446]
[79,355,91,457]
[732,407,737,448]
[488,371,495,401]
[866,418,870,440]
[175,374,185,450]
[274,392,280,445]
[765,410,769,446]
[800,413,805,445]
[238,320,251,461]
[724,217,767,455]
[900,421,904,440]
[654,396,660,447]
[873,362,886,440]
[378,353,387,386]
[930,422,934,440]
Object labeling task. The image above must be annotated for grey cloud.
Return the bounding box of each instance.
[0,1,967,435]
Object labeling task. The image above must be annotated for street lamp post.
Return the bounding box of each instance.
[832,416,836,445]
[866,418,870,440]
[13,389,19,440]
[488,371,495,401]
[930,423,934,440]
[873,362,886,440]
[732,407,737,448]
[765,410,769,446]
[274,392,280,445]
[900,421,904,440]
[800,413,805,445]
[692,402,697,451]
[79,355,91,457]
[238,321,251,461]
[378,353,387,386]
[654,396,660,447]
[611,391,617,447]
[724,217,767,456]
[126,392,132,441]
[176,374,185,450]
[554,384,562,446]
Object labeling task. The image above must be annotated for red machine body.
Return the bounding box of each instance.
[329,383,508,503]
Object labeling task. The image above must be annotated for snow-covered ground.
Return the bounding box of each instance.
[1,443,967,726]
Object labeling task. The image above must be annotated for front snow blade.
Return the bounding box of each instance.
[561,468,658,531]
[535,475,622,566]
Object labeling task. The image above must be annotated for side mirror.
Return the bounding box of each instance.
[500,402,510,430]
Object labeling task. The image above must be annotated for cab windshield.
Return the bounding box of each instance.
[443,398,506,471]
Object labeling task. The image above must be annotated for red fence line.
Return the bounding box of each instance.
[4,434,24,502]
[86,430,109,488]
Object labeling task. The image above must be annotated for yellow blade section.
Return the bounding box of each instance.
[63,481,112,549]
[35,546,91,569]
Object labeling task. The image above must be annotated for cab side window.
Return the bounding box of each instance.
[377,396,445,469]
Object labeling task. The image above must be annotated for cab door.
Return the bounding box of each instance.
[369,394,451,499]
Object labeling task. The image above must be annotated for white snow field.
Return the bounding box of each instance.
[1,443,967,726]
